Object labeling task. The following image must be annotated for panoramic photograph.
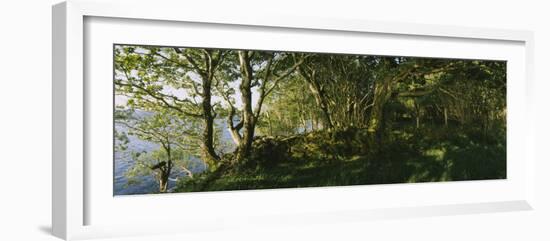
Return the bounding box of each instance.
[113,44,507,195]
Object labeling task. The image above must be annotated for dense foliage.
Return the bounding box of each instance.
[114,45,506,194]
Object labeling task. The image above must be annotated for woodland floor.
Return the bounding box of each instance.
[175,124,506,192]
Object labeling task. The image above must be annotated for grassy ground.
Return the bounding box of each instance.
[175,124,506,192]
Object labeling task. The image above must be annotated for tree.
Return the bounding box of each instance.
[365,58,458,134]
[115,110,198,192]
[114,46,227,169]
[114,44,507,194]
[257,74,318,135]
[300,54,379,130]
[217,51,306,162]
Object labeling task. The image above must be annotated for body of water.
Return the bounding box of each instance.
[114,116,239,195]
[114,124,206,195]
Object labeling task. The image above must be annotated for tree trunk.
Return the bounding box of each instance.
[414,102,421,129]
[444,107,448,126]
[368,61,419,133]
[177,48,222,168]
[267,111,273,136]
[236,51,256,162]
[312,89,333,130]
[181,165,194,179]
[159,173,169,193]
[367,78,392,134]
[299,69,333,130]
[160,145,173,193]
[201,82,220,167]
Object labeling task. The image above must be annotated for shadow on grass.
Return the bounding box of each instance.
[175,126,506,192]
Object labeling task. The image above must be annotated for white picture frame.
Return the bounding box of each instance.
[52,0,535,240]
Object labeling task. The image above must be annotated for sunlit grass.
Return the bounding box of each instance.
[175,125,506,192]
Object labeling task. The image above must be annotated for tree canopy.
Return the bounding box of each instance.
[114,45,506,194]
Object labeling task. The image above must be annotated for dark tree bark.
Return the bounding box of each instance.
[367,76,394,133]
[201,76,220,165]
[151,143,173,193]
[367,61,421,134]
